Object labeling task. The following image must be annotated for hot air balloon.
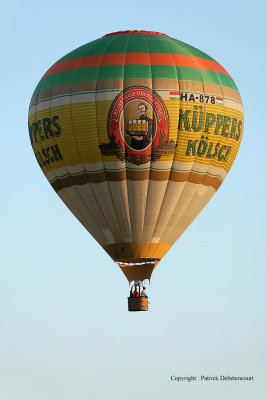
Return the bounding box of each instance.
[28,30,243,311]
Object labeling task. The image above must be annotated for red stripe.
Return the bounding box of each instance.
[216,97,223,101]
[103,30,168,37]
[43,53,230,78]
[169,91,180,95]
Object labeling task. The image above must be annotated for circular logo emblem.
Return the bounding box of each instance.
[99,86,175,165]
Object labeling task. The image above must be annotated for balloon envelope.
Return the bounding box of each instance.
[28,30,243,282]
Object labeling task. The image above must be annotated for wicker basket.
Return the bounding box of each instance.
[128,297,148,312]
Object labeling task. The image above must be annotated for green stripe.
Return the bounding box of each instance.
[57,36,116,61]
[57,34,215,62]
[176,66,237,90]
[159,36,215,60]
[35,64,237,93]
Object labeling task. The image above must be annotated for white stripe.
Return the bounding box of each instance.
[28,91,120,116]
[28,89,243,117]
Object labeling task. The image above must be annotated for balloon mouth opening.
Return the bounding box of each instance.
[117,260,159,284]
[103,30,168,37]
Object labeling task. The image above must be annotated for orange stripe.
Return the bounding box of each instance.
[173,54,229,75]
[125,53,150,64]
[50,170,222,192]
[43,53,230,78]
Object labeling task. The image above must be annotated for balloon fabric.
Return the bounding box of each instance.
[28,30,244,283]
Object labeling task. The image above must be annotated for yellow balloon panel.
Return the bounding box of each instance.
[29,98,243,175]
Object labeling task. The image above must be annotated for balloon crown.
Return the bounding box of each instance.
[103,30,168,37]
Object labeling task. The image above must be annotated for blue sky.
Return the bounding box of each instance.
[1,0,266,399]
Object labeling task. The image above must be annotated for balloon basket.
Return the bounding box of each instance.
[128,297,148,312]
